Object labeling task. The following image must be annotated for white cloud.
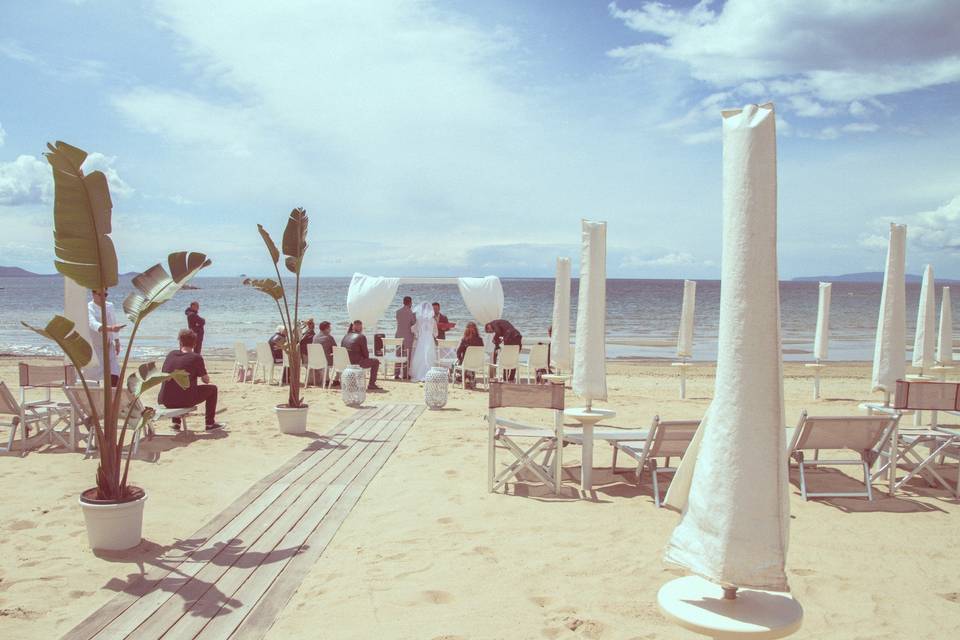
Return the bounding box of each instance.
[788,95,837,118]
[908,195,960,250]
[609,1,960,105]
[0,121,6,146]
[621,251,697,268]
[0,151,133,206]
[841,122,880,134]
[83,152,135,198]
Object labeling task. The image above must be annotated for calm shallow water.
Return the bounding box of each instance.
[0,276,955,362]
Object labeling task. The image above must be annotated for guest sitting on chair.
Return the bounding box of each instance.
[268,325,286,364]
[341,320,382,391]
[158,329,223,431]
[300,318,315,362]
[455,321,485,388]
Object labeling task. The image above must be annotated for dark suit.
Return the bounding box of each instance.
[185,307,206,354]
[341,332,379,387]
[435,312,450,339]
[487,319,522,381]
[395,305,415,378]
[313,333,336,366]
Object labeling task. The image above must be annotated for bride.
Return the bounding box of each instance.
[408,301,438,381]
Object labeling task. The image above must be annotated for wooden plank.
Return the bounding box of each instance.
[173,406,417,639]
[123,406,405,639]
[72,406,389,640]
[224,406,423,640]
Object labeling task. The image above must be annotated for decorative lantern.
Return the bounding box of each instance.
[424,366,449,409]
[341,366,366,407]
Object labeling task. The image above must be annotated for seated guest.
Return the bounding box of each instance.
[268,325,286,363]
[455,321,485,388]
[158,329,223,431]
[484,319,523,381]
[340,320,382,390]
[311,320,336,385]
[300,318,316,362]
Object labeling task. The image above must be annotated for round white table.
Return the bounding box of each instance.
[564,407,616,492]
[658,576,803,639]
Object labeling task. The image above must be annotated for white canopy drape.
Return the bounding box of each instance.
[912,264,936,370]
[664,103,789,593]
[572,220,607,404]
[456,276,504,325]
[871,223,907,393]
[550,257,572,371]
[814,282,832,361]
[938,286,953,366]
[676,280,696,359]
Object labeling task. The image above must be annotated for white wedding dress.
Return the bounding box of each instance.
[409,302,438,381]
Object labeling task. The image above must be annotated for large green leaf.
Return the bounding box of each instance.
[127,362,189,396]
[123,252,212,323]
[21,315,93,368]
[243,277,284,301]
[282,207,309,274]
[44,141,118,291]
[257,224,280,265]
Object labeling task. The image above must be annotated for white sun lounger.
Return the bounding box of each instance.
[611,417,700,507]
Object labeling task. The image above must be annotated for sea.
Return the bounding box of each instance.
[0,277,955,362]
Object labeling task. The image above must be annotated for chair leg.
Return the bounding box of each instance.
[612,445,619,473]
[863,461,874,501]
[650,460,661,507]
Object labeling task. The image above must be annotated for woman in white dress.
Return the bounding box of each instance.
[408,301,438,381]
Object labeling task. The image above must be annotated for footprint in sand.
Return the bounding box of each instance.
[791,568,816,576]
[472,546,497,562]
[529,595,553,608]
[444,469,458,478]
[436,516,455,525]
[422,590,453,604]
[938,592,960,604]
[7,520,34,531]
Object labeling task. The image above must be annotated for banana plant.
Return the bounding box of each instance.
[244,207,309,408]
[23,141,210,502]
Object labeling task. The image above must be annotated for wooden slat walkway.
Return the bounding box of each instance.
[63,403,424,640]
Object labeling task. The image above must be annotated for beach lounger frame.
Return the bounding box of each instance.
[611,416,699,507]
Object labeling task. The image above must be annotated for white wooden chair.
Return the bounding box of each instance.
[1,381,63,454]
[488,381,566,495]
[454,346,488,389]
[611,417,700,507]
[381,337,408,380]
[331,346,360,386]
[788,411,898,501]
[520,343,549,383]
[495,344,521,382]
[65,386,144,457]
[233,342,252,382]
[252,342,279,385]
[436,338,459,372]
[305,343,329,388]
[17,363,76,448]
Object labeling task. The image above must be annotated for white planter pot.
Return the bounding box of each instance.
[275,404,309,434]
[79,491,146,551]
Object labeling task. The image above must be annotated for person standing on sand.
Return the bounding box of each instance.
[185,301,205,354]
[395,296,415,379]
[87,289,123,387]
[485,319,523,382]
[433,301,453,340]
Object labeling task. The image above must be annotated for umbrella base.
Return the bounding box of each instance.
[657,576,803,639]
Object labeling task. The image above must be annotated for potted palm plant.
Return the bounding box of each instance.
[23,141,211,550]
[244,208,310,433]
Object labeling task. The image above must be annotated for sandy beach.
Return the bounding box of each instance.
[1,355,958,639]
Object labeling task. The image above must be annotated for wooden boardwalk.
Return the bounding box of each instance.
[63,403,424,640]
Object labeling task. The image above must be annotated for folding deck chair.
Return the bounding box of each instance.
[1,381,65,454]
[787,411,898,501]
[488,381,565,494]
[610,417,699,507]
[17,363,76,449]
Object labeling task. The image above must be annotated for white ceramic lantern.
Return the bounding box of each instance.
[341,366,366,407]
[424,366,449,409]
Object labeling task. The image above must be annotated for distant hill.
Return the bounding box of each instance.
[792,272,960,284]
[1,266,144,278]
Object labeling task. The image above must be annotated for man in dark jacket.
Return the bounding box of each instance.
[184,301,206,354]
[484,319,523,381]
[158,329,222,431]
[341,320,382,390]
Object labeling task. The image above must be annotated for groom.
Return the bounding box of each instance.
[395,296,415,379]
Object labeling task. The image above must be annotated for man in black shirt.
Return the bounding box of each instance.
[158,329,222,431]
[340,320,382,390]
[185,301,206,354]
[484,319,523,381]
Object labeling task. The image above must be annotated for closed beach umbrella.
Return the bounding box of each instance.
[64,277,94,369]
[813,282,832,362]
[572,220,607,407]
[676,280,696,359]
[664,103,789,592]
[938,287,953,366]
[550,257,572,371]
[912,264,936,372]
[871,223,907,395]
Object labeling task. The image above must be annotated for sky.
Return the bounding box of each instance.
[1,0,959,279]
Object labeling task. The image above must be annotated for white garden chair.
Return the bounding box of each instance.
[252,342,279,385]
[17,363,76,448]
[454,346,488,390]
[488,381,566,495]
[305,343,329,388]
[331,346,360,386]
[1,381,63,454]
[381,337,408,380]
[519,343,549,383]
[495,344,521,382]
[436,338,459,372]
[233,342,253,382]
[611,417,700,507]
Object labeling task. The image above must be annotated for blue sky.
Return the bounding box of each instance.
[1,0,959,279]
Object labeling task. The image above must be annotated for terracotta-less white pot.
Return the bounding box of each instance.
[79,490,146,551]
[275,404,309,434]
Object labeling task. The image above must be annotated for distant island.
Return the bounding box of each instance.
[1,266,144,278]
[793,271,960,284]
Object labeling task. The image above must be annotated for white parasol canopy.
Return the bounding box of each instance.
[871,223,907,394]
[550,257,572,371]
[912,264,936,371]
[813,282,832,361]
[572,220,607,405]
[938,286,953,366]
[676,280,696,359]
[664,103,789,592]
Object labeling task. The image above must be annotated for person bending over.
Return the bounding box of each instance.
[484,319,523,381]
[341,320,383,390]
[158,329,223,431]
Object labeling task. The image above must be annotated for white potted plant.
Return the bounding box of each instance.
[244,208,310,433]
[23,141,211,550]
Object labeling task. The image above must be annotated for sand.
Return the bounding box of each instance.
[1,356,958,639]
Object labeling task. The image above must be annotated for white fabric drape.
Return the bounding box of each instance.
[65,278,95,370]
[938,287,953,366]
[872,224,907,393]
[346,273,400,331]
[664,103,789,593]
[912,264,936,370]
[676,280,696,359]
[550,257,572,371]
[457,276,504,325]
[572,220,607,404]
[814,282,832,361]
